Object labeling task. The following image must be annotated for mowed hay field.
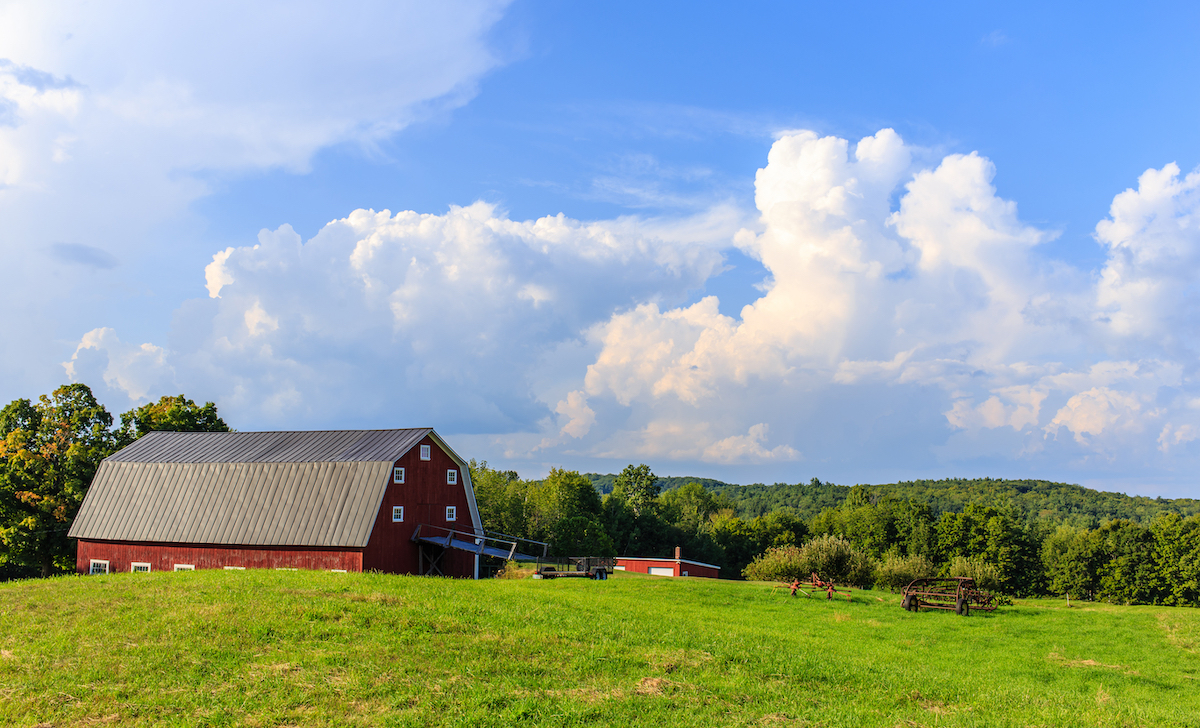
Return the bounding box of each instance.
[1,570,1198,727]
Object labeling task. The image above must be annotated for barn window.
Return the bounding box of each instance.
[393,467,405,484]
[174,564,195,571]
[131,562,151,573]
[420,444,431,460]
[223,566,246,571]
[392,505,404,522]
[89,559,109,575]
[446,469,458,485]
[446,506,457,522]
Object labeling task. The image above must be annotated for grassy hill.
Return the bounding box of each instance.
[2,569,1198,726]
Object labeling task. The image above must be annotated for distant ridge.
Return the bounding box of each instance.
[582,474,1200,526]
[583,473,734,495]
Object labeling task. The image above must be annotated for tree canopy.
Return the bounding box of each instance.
[116,394,230,447]
[1,385,232,579]
[0,385,115,577]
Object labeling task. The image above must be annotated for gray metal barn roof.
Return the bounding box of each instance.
[68,428,472,548]
[105,428,430,464]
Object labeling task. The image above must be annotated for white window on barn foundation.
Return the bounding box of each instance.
[392,505,404,522]
[89,559,109,575]
[131,562,151,573]
[393,467,405,484]
[420,444,431,460]
[446,506,457,522]
[446,469,457,485]
[174,564,195,571]
[223,566,246,571]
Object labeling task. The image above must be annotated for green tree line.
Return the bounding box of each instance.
[482,469,1200,606]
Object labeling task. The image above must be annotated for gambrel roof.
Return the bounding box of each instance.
[68,428,481,548]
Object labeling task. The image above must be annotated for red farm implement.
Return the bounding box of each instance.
[777,572,852,602]
[901,577,996,615]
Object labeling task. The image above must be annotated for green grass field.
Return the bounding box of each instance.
[1,570,1197,727]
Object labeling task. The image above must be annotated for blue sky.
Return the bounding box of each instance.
[3,1,1200,496]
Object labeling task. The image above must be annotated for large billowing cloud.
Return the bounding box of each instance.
[0,1,511,396]
[67,201,742,429]
[64,128,1200,487]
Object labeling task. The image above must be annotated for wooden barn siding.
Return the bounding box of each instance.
[680,562,720,579]
[361,435,475,577]
[615,558,720,579]
[76,539,362,574]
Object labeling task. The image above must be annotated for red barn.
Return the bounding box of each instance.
[68,428,513,578]
[614,547,720,578]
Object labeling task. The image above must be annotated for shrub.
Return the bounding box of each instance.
[742,545,803,582]
[947,556,1002,592]
[874,552,936,592]
[743,535,874,587]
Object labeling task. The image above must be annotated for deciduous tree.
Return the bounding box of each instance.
[116,394,230,447]
[0,385,115,577]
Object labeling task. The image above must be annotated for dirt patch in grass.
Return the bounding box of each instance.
[1047,652,1137,675]
[647,647,713,674]
[343,592,405,606]
[634,677,673,695]
[905,690,960,715]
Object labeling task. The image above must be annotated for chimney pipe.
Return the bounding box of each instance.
[674,546,681,560]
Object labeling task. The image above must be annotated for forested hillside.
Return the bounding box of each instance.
[699,477,1200,526]
[589,473,1200,525]
[584,473,731,496]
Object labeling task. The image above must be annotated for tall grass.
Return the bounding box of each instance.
[1,569,1198,726]
[873,552,937,592]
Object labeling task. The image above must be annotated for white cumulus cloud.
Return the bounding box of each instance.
[58,127,1200,487]
[1,0,512,399]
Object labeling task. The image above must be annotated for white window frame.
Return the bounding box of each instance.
[331,569,348,573]
[174,564,195,571]
[447,469,458,485]
[392,505,404,522]
[223,566,246,571]
[446,505,457,522]
[393,467,405,484]
[131,562,151,573]
[89,559,109,575]
[420,444,431,461]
